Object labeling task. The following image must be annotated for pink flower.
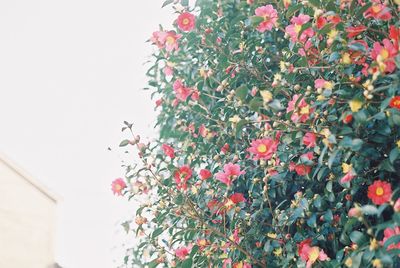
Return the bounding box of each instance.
[173,79,192,101]
[340,172,356,184]
[163,65,174,76]
[287,94,314,123]
[247,138,279,160]
[233,262,252,268]
[368,180,392,205]
[285,14,314,43]
[348,207,362,218]
[150,31,165,49]
[175,245,192,260]
[199,124,208,138]
[199,169,212,180]
[314,79,333,90]
[162,144,175,159]
[370,39,398,73]
[364,3,392,21]
[303,132,317,148]
[158,31,182,52]
[254,5,278,32]
[111,178,127,196]
[381,227,400,250]
[174,165,193,190]
[298,239,328,268]
[216,163,245,186]
[176,12,196,32]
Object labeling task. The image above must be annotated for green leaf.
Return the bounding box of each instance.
[152,227,164,239]
[250,16,264,26]
[235,85,249,101]
[349,231,367,245]
[361,205,378,215]
[249,97,263,112]
[379,159,396,172]
[119,139,130,147]
[181,258,193,268]
[390,148,400,163]
[162,0,174,7]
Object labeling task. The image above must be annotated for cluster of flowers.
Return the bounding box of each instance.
[112,0,400,267]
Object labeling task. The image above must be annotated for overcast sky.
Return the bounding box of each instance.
[0,1,173,267]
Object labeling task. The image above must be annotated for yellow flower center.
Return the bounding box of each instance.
[115,184,122,191]
[380,48,389,59]
[376,187,384,196]
[308,247,320,263]
[166,36,175,44]
[294,24,302,34]
[372,5,382,13]
[300,105,310,115]
[182,18,190,25]
[394,100,400,107]
[257,144,267,153]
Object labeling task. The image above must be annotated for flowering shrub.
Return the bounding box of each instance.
[114,0,400,267]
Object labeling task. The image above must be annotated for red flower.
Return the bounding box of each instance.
[343,114,353,124]
[297,239,329,267]
[295,164,312,176]
[389,96,400,110]
[175,245,192,260]
[176,12,196,32]
[364,3,392,21]
[370,39,398,73]
[162,144,175,158]
[111,178,127,196]
[173,79,192,102]
[367,180,392,205]
[229,193,246,204]
[247,138,279,160]
[303,132,317,148]
[287,94,314,123]
[199,169,212,180]
[346,25,367,38]
[174,165,193,190]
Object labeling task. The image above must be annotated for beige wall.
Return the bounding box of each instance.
[0,158,57,268]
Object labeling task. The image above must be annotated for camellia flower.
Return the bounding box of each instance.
[158,30,182,52]
[174,165,193,190]
[176,12,196,32]
[173,79,192,101]
[364,2,392,21]
[215,163,245,186]
[287,94,314,123]
[285,14,315,43]
[340,163,356,184]
[314,79,334,90]
[367,180,392,205]
[389,96,400,110]
[199,168,212,180]
[381,227,400,250]
[233,261,252,268]
[303,132,317,148]
[370,39,398,73]
[298,239,329,268]
[247,137,279,160]
[111,178,127,196]
[295,164,312,176]
[254,4,278,32]
[162,144,175,159]
[228,193,246,204]
[175,245,192,260]
[346,25,367,38]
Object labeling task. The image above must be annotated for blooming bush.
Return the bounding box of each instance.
[113,0,400,267]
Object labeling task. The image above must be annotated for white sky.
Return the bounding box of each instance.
[0,1,173,267]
